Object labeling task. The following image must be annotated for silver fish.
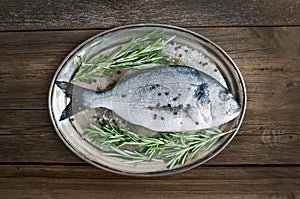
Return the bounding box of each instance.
[56,65,240,132]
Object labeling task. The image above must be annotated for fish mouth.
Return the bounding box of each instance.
[228,106,241,120]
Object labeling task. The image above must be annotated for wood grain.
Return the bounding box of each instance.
[1,0,300,198]
[0,0,299,31]
[0,165,299,198]
[1,27,299,110]
[0,110,299,165]
[0,27,300,166]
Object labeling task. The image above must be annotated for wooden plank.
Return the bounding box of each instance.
[0,30,99,110]
[0,27,299,165]
[1,27,299,110]
[0,165,299,198]
[1,108,300,136]
[0,120,299,164]
[1,27,299,133]
[0,0,299,31]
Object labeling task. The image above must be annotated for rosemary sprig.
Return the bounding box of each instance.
[83,122,235,169]
[72,30,174,83]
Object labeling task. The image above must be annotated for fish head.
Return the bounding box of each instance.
[209,83,241,126]
[194,81,241,127]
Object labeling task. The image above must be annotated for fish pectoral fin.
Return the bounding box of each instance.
[199,103,212,123]
[185,106,201,124]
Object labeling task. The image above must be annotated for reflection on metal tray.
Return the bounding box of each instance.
[48,24,246,176]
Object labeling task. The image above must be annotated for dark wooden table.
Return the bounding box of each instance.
[1,0,300,198]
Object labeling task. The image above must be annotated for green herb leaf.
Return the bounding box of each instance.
[83,122,235,169]
[72,30,174,83]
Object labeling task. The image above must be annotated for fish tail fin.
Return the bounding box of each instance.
[55,81,92,121]
[55,81,74,97]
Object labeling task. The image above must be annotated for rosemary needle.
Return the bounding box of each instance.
[72,29,173,84]
[73,30,235,169]
[83,122,235,169]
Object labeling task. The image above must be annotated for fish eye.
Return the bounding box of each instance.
[219,91,230,101]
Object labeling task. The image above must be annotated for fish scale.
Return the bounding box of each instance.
[56,65,241,132]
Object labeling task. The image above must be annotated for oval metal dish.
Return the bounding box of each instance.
[48,24,247,176]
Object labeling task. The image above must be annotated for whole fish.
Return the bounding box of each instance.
[56,65,240,132]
